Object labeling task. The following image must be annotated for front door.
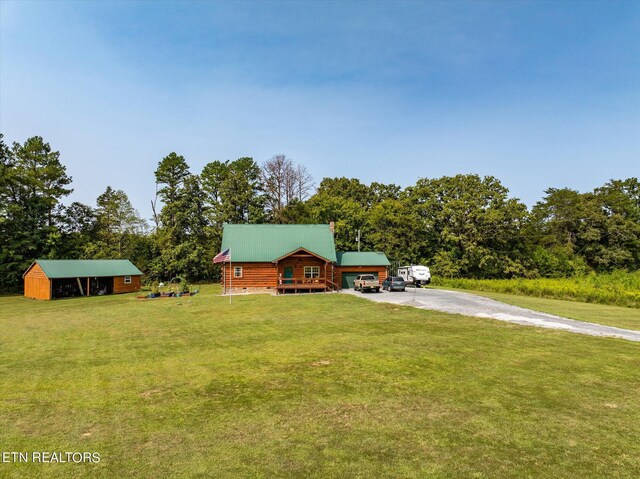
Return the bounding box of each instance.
[284,267,294,284]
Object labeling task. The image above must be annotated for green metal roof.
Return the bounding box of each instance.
[26,259,143,278]
[336,251,390,266]
[221,224,338,262]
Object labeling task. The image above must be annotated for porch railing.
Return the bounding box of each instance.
[325,279,339,291]
[278,277,326,286]
[276,277,341,292]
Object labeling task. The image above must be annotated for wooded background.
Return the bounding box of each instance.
[1,133,638,292]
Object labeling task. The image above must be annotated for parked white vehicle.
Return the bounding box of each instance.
[397,265,431,286]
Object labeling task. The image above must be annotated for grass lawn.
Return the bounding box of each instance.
[434,287,640,332]
[1,285,639,478]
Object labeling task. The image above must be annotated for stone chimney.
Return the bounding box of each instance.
[329,221,335,234]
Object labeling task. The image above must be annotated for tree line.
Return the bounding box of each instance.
[1,133,638,292]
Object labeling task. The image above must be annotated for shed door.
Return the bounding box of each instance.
[341,272,377,289]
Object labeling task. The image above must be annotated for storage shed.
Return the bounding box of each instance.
[23,259,143,300]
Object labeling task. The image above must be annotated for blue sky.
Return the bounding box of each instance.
[1,0,638,219]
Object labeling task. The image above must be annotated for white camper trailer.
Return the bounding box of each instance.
[397,265,431,287]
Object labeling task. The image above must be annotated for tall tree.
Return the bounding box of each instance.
[306,191,367,251]
[314,177,371,207]
[293,163,314,202]
[529,187,595,276]
[528,179,640,271]
[84,186,147,259]
[155,152,190,231]
[153,154,219,281]
[261,155,313,223]
[366,197,421,265]
[370,182,401,203]
[408,174,530,278]
[56,202,97,258]
[0,134,14,217]
[201,157,265,227]
[261,155,289,220]
[591,178,640,270]
[530,188,585,250]
[165,175,212,281]
[0,135,73,292]
[305,178,401,251]
[11,136,73,227]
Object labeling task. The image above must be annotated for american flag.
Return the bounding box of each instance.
[213,248,230,263]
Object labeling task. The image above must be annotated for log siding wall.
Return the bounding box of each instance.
[222,262,278,289]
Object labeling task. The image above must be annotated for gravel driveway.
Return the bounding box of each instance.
[341,287,640,342]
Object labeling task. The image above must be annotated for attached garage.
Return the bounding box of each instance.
[23,259,142,300]
[335,252,389,290]
[340,271,379,289]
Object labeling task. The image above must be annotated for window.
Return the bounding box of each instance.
[234,266,243,278]
[304,266,320,278]
[124,276,132,284]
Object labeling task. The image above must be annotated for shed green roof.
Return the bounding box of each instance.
[221,224,337,262]
[26,259,142,279]
[336,251,390,267]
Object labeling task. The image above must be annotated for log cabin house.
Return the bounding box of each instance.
[23,259,142,300]
[220,224,390,294]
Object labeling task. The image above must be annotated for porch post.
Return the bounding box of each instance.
[324,262,327,290]
[332,264,335,288]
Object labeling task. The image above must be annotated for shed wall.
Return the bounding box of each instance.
[114,275,142,294]
[23,263,51,300]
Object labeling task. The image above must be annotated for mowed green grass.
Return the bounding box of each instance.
[1,286,639,478]
[434,287,640,331]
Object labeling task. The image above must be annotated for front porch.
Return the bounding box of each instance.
[276,279,330,293]
[275,247,338,294]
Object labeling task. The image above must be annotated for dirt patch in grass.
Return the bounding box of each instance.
[311,360,331,367]
[140,388,165,399]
